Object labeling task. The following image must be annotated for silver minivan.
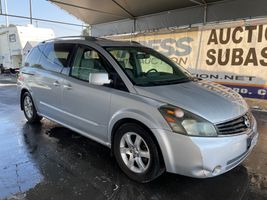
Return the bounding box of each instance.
[18,36,258,183]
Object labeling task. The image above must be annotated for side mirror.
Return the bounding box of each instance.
[89,73,111,86]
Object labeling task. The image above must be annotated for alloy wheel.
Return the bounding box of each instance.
[23,96,33,119]
[119,132,151,173]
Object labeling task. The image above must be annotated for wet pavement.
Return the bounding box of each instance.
[0,83,267,200]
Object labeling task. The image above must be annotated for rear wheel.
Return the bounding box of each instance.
[22,92,42,123]
[113,123,164,183]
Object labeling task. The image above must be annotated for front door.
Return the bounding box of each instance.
[60,46,112,143]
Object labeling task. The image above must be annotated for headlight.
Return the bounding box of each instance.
[159,105,217,137]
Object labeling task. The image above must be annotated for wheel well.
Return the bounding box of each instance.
[111,118,165,168]
[20,89,28,110]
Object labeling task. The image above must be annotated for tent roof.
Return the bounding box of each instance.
[49,0,267,36]
[49,0,222,25]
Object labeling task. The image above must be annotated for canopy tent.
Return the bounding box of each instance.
[49,0,267,36]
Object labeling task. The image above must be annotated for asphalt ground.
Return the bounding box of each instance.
[0,82,267,200]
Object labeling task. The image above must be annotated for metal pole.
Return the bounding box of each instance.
[29,0,32,24]
[0,0,2,14]
[203,0,207,25]
[133,19,136,33]
[4,0,8,27]
[203,5,207,25]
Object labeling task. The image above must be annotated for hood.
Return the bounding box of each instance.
[134,80,248,124]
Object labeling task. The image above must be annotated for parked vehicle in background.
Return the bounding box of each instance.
[0,25,54,73]
[17,36,258,183]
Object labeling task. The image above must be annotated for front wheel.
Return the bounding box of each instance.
[113,123,164,183]
[22,92,42,123]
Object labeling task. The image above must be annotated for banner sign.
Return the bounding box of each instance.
[112,22,267,99]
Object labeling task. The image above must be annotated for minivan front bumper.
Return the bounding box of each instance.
[152,120,258,178]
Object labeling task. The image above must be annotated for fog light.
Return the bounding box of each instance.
[212,165,221,175]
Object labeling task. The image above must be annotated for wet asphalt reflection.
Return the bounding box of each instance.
[0,84,267,200]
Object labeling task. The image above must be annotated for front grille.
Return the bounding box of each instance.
[216,113,252,135]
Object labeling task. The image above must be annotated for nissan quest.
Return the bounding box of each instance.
[17,36,258,183]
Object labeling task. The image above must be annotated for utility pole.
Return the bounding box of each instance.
[29,0,32,24]
[4,0,9,27]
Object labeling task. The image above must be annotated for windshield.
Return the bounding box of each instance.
[105,47,191,86]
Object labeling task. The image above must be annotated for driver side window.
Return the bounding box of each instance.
[71,47,107,81]
[110,50,135,79]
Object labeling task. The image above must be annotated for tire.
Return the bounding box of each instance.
[113,123,164,183]
[22,92,42,123]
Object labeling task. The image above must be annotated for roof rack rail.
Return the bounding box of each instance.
[41,36,103,43]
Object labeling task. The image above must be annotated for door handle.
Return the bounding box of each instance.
[22,72,35,76]
[53,81,60,86]
[63,84,72,90]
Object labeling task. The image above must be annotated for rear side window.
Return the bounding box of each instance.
[24,46,42,67]
[39,43,74,73]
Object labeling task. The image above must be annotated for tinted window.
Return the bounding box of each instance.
[24,46,42,67]
[39,43,74,73]
[71,48,107,81]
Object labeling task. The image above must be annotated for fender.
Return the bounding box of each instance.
[19,84,40,112]
[107,108,171,144]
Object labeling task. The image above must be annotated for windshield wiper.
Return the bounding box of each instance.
[189,76,201,81]
[135,77,191,86]
[155,78,191,85]
[135,81,158,86]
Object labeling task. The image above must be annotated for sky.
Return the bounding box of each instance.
[0,0,85,36]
